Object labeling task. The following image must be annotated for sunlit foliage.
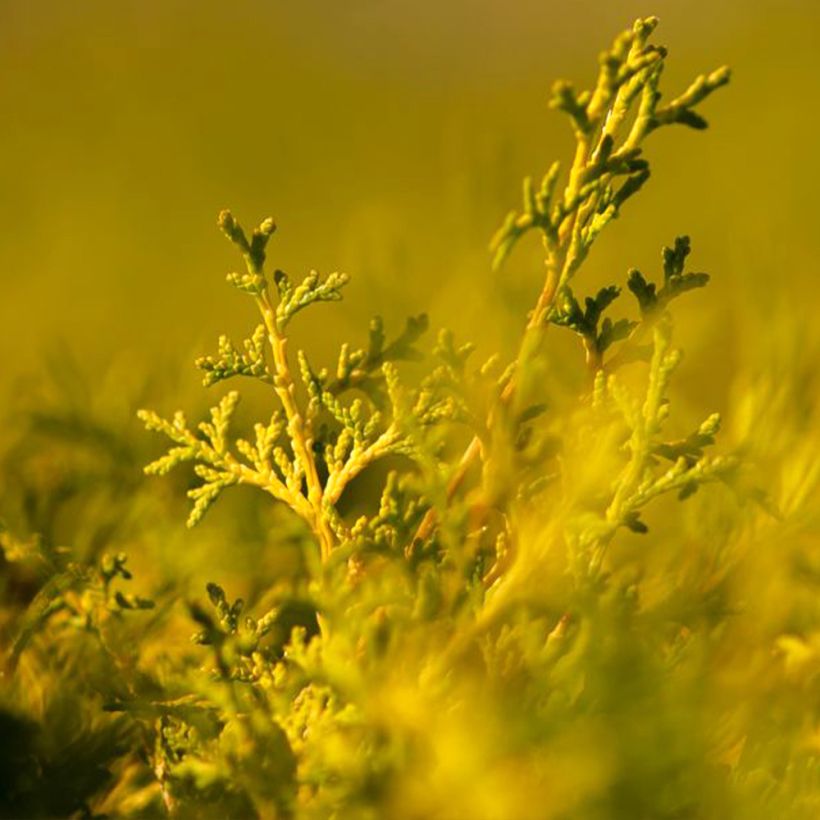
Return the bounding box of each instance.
[2,17,819,820]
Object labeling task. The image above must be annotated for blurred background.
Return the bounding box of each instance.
[2,0,818,386]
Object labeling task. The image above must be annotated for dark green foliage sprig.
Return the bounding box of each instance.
[324,313,429,397]
[627,234,711,316]
[546,235,712,371]
[549,284,637,365]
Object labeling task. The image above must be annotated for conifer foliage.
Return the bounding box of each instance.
[5,18,818,820]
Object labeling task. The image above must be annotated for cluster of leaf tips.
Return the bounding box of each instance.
[138,211,458,565]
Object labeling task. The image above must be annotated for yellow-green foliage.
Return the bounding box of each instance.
[2,17,820,820]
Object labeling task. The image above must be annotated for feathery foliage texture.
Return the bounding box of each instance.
[3,17,820,819]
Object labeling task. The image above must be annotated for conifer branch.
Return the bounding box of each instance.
[414,17,729,545]
[140,212,437,568]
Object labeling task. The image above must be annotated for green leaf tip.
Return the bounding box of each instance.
[626,236,710,318]
[217,209,248,250]
[218,209,277,274]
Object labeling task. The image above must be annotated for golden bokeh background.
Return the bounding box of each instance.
[2,0,818,405]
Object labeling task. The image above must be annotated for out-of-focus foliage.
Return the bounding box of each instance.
[2,13,820,820]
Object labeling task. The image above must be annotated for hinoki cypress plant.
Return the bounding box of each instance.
[13,16,819,820]
[131,15,744,815]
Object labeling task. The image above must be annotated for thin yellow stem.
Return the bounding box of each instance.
[256,291,335,562]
